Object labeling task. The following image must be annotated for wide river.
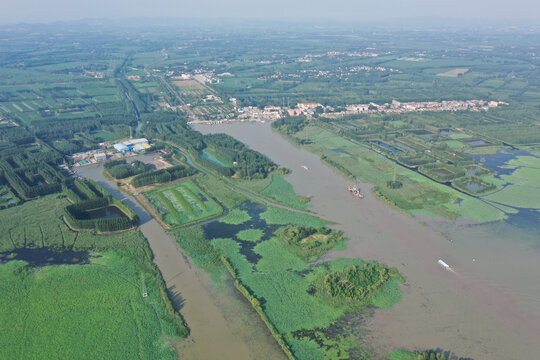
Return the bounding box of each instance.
[75,156,285,360]
[194,122,540,360]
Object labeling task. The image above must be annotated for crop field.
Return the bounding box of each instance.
[172,80,201,88]
[145,180,222,226]
[191,104,235,120]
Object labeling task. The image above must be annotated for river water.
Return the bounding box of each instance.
[75,157,285,360]
[193,122,540,360]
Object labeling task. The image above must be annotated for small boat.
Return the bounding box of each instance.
[347,185,364,199]
[438,259,455,273]
[301,165,309,170]
[438,259,450,270]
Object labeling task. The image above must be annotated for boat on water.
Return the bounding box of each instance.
[438,259,455,273]
[438,259,450,269]
[301,165,309,170]
[347,185,364,199]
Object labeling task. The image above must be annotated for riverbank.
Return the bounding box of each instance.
[75,163,286,360]
[194,121,540,360]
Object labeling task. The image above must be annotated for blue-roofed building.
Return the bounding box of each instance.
[113,143,129,152]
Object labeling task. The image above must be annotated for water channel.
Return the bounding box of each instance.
[193,122,540,360]
[75,155,285,360]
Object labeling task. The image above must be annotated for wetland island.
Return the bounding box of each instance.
[0,16,539,360]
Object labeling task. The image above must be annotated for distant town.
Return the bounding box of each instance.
[188,98,507,125]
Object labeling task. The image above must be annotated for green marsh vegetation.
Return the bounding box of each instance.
[174,189,405,359]
[219,208,251,225]
[389,349,461,360]
[237,228,264,242]
[286,124,509,222]
[261,174,310,210]
[0,197,188,359]
[166,177,403,359]
[313,263,404,307]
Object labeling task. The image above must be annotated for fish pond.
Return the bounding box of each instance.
[371,141,402,153]
[82,206,125,220]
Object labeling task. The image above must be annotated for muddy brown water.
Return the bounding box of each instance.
[194,122,540,360]
[75,159,285,360]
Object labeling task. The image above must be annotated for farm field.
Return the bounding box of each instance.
[145,179,223,226]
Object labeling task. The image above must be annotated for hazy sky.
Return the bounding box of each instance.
[2,0,539,25]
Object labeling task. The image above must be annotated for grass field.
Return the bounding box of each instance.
[201,148,233,167]
[145,180,222,226]
[0,196,187,359]
[0,254,176,360]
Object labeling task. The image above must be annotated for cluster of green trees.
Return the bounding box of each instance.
[275,225,344,260]
[142,111,278,179]
[63,181,139,232]
[131,165,196,187]
[323,264,390,302]
[0,126,35,146]
[271,116,307,135]
[0,152,65,200]
[105,160,148,179]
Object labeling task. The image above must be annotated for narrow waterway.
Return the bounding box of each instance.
[194,122,540,360]
[75,161,285,360]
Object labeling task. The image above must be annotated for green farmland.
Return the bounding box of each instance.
[145,180,223,226]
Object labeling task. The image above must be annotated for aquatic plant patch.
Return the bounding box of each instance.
[261,174,309,210]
